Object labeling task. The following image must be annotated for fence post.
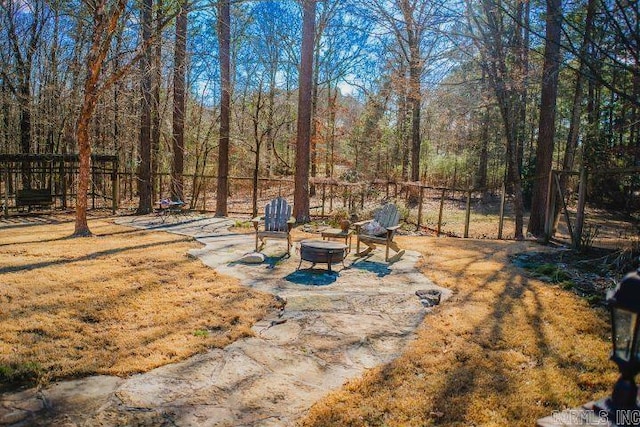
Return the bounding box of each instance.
[544,170,555,242]
[61,162,67,209]
[498,182,506,239]
[91,164,96,210]
[321,183,326,217]
[329,183,334,212]
[128,172,133,200]
[417,185,424,230]
[343,185,348,208]
[202,176,207,211]
[112,170,118,214]
[437,189,445,236]
[3,166,8,218]
[464,188,472,238]
[553,172,574,243]
[573,167,587,250]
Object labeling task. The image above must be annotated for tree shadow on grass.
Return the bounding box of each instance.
[422,245,609,424]
[0,239,183,275]
[264,254,291,269]
[284,269,339,286]
[311,242,598,426]
[349,258,392,277]
[0,215,73,229]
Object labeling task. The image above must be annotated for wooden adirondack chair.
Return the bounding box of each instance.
[353,203,404,262]
[252,197,296,253]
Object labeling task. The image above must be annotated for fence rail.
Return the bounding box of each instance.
[3,166,637,249]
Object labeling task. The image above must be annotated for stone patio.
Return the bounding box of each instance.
[0,214,450,426]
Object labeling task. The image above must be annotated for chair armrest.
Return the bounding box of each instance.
[353,219,371,234]
[385,225,400,240]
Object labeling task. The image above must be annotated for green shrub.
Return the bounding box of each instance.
[0,361,43,388]
[532,263,572,283]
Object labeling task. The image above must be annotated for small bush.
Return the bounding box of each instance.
[233,220,252,229]
[329,208,350,227]
[532,263,572,283]
[579,224,601,253]
[0,362,43,389]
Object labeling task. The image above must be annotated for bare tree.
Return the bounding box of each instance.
[365,0,442,182]
[552,0,596,233]
[74,0,127,236]
[0,0,48,188]
[466,0,527,239]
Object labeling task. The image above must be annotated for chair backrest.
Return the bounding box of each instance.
[264,197,292,232]
[374,203,400,228]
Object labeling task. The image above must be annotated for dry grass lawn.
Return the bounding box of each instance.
[0,216,277,390]
[301,236,617,427]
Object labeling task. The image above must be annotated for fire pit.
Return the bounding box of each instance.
[298,239,348,272]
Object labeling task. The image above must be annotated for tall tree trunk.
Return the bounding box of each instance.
[409,53,422,182]
[171,1,187,202]
[310,53,320,197]
[528,0,563,237]
[252,113,261,218]
[293,0,316,223]
[216,0,231,216]
[1,81,9,153]
[74,0,126,236]
[515,0,529,187]
[151,0,163,201]
[500,98,526,240]
[475,105,489,189]
[136,0,153,214]
[18,82,31,189]
[398,79,410,181]
[326,84,337,178]
[266,68,276,178]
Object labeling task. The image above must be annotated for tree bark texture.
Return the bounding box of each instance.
[171,1,187,202]
[293,0,316,223]
[409,58,422,182]
[137,0,153,214]
[151,0,163,202]
[216,0,231,216]
[528,0,563,237]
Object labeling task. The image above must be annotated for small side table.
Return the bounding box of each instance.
[321,228,353,253]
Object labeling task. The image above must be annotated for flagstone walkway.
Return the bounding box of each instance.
[1,214,449,426]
